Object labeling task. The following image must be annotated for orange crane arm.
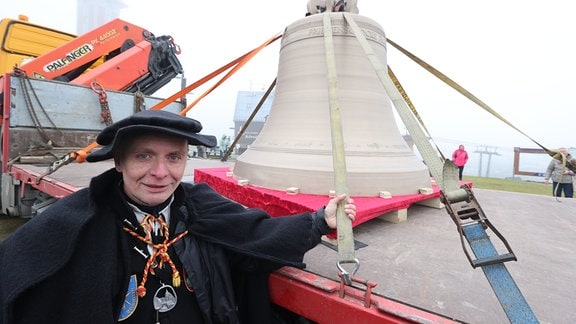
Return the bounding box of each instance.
[19,19,151,81]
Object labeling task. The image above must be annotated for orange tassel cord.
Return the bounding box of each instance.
[123,215,188,297]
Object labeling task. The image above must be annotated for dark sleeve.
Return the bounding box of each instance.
[0,190,121,323]
[312,207,332,235]
[184,183,327,268]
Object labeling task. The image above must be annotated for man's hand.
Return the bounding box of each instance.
[323,194,356,229]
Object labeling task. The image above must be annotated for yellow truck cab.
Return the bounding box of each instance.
[0,15,75,74]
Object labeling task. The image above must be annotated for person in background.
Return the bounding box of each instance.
[219,134,230,158]
[544,147,574,198]
[0,109,356,324]
[451,144,469,180]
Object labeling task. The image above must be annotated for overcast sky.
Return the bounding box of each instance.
[4,0,574,151]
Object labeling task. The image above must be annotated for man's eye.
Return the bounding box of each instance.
[136,153,151,159]
[168,154,182,161]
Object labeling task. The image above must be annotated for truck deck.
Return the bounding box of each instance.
[9,158,572,323]
[194,160,575,324]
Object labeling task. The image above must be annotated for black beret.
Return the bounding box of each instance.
[86,109,217,162]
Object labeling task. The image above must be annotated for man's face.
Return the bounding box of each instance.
[115,134,188,206]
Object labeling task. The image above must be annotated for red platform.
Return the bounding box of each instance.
[194,168,457,235]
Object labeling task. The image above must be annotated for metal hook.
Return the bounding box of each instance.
[337,258,360,285]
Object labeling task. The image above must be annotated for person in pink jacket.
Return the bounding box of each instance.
[452,144,469,180]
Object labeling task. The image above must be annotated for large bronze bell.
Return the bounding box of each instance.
[233,13,431,196]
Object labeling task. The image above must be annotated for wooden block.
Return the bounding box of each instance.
[379,208,407,224]
[379,191,392,199]
[237,179,250,186]
[416,197,444,209]
[286,187,300,195]
[419,187,434,195]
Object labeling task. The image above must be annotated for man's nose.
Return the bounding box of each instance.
[150,159,169,176]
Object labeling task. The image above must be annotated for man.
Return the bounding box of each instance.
[0,109,356,323]
[544,147,575,198]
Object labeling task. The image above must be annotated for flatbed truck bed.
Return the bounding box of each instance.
[7,159,573,323]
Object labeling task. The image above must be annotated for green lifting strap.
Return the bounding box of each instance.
[342,12,538,323]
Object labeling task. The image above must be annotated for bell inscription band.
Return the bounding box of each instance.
[233,13,431,197]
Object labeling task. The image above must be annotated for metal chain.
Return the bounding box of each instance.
[90,81,113,126]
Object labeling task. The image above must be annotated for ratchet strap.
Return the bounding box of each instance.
[386,38,561,162]
[37,33,282,180]
[343,12,538,323]
[179,33,281,115]
[322,13,358,285]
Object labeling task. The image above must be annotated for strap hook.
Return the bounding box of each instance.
[337,258,360,286]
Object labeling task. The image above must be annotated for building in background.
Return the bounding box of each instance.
[232,90,274,155]
[76,0,124,34]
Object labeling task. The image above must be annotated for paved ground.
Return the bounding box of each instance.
[0,214,28,241]
[304,189,576,324]
[2,158,574,323]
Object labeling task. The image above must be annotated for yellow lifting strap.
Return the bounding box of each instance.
[341,13,448,191]
[385,38,564,161]
[344,14,540,322]
[322,13,359,285]
[387,67,447,161]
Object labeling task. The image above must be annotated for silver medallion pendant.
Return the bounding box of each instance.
[153,284,177,313]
